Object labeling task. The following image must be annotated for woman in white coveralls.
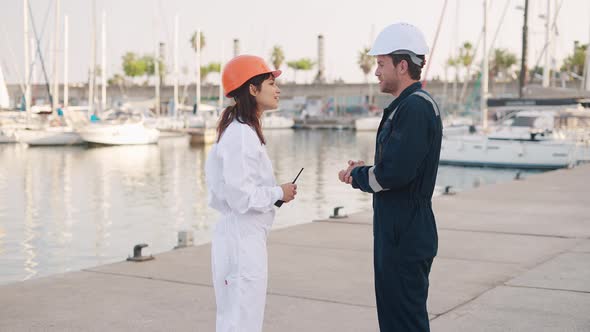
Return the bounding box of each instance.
[205,54,298,332]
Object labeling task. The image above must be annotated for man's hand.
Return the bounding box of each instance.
[338,160,365,184]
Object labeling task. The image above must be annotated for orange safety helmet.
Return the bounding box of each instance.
[221,55,282,97]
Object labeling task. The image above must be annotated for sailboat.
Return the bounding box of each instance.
[354,112,471,136]
[78,109,159,145]
[0,64,18,143]
[0,64,9,110]
[16,1,85,146]
[440,108,583,169]
[438,0,586,169]
[16,124,84,146]
[261,110,294,129]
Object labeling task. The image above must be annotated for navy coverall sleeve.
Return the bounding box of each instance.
[351,98,433,193]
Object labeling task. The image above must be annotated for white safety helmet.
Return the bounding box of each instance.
[368,22,429,66]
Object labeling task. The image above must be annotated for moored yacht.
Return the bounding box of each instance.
[440,110,588,169]
[79,110,159,145]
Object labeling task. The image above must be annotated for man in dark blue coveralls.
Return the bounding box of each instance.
[338,22,442,332]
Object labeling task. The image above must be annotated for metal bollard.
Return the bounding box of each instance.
[443,185,456,195]
[127,243,154,262]
[174,230,194,249]
[330,206,348,219]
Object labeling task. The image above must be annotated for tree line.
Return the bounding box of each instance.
[107,31,589,87]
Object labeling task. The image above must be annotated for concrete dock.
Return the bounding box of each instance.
[1,165,589,331]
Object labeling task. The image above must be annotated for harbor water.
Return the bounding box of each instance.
[0,130,541,285]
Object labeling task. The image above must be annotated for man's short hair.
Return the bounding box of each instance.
[390,54,425,80]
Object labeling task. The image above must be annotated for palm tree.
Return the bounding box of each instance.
[121,52,146,84]
[444,57,457,104]
[488,48,517,93]
[358,47,375,105]
[287,58,315,83]
[458,42,474,74]
[491,48,517,81]
[561,42,587,77]
[142,55,166,85]
[357,47,374,82]
[286,61,298,82]
[108,73,127,96]
[446,42,474,105]
[270,45,285,71]
[200,62,221,83]
[446,56,459,103]
[142,55,154,85]
[189,31,206,53]
[456,42,474,104]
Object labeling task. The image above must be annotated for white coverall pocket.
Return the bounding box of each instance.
[239,234,268,281]
[212,236,240,330]
[212,236,238,285]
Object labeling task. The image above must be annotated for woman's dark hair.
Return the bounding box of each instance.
[390,54,426,80]
[216,72,273,144]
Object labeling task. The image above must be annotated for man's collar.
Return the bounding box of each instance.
[384,81,422,112]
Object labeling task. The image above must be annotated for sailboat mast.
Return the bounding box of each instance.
[24,0,31,118]
[584,3,590,91]
[173,14,179,117]
[52,0,60,113]
[542,0,551,87]
[518,0,529,98]
[195,29,201,111]
[421,0,448,85]
[88,0,97,118]
[481,0,489,130]
[63,15,69,109]
[218,44,224,110]
[154,43,160,116]
[101,11,107,112]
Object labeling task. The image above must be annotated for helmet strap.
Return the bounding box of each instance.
[391,50,424,66]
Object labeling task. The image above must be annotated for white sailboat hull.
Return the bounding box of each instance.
[15,127,84,146]
[0,134,16,143]
[0,129,16,143]
[355,116,471,136]
[355,116,380,131]
[186,127,216,145]
[262,115,294,129]
[79,123,159,145]
[440,135,575,169]
[0,65,10,109]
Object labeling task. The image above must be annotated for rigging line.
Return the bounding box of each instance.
[459,0,511,104]
[26,0,54,85]
[531,0,564,72]
[0,24,26,94]
[488,0,511,57]
[36,0,54,61]
[422,0,449,84]
[28,0,55,106]
[157,0,171,50]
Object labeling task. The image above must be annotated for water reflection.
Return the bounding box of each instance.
[0,225,4,256]
[265,130,374,225]
[0,160,6,256]
[60,151,74,272]
[24,157,39,280]
[0,131,541,285]
[84,144,163,264]
[188,142,213,241]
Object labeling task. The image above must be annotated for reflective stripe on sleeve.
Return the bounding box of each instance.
[368,166,385,192]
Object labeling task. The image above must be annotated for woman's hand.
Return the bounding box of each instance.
[280,183,297,202]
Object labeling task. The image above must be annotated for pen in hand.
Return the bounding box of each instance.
[275,168,304,208]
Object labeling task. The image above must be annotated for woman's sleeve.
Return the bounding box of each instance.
[219,125,283,214]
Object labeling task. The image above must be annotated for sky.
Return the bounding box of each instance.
[1,0,589,86]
